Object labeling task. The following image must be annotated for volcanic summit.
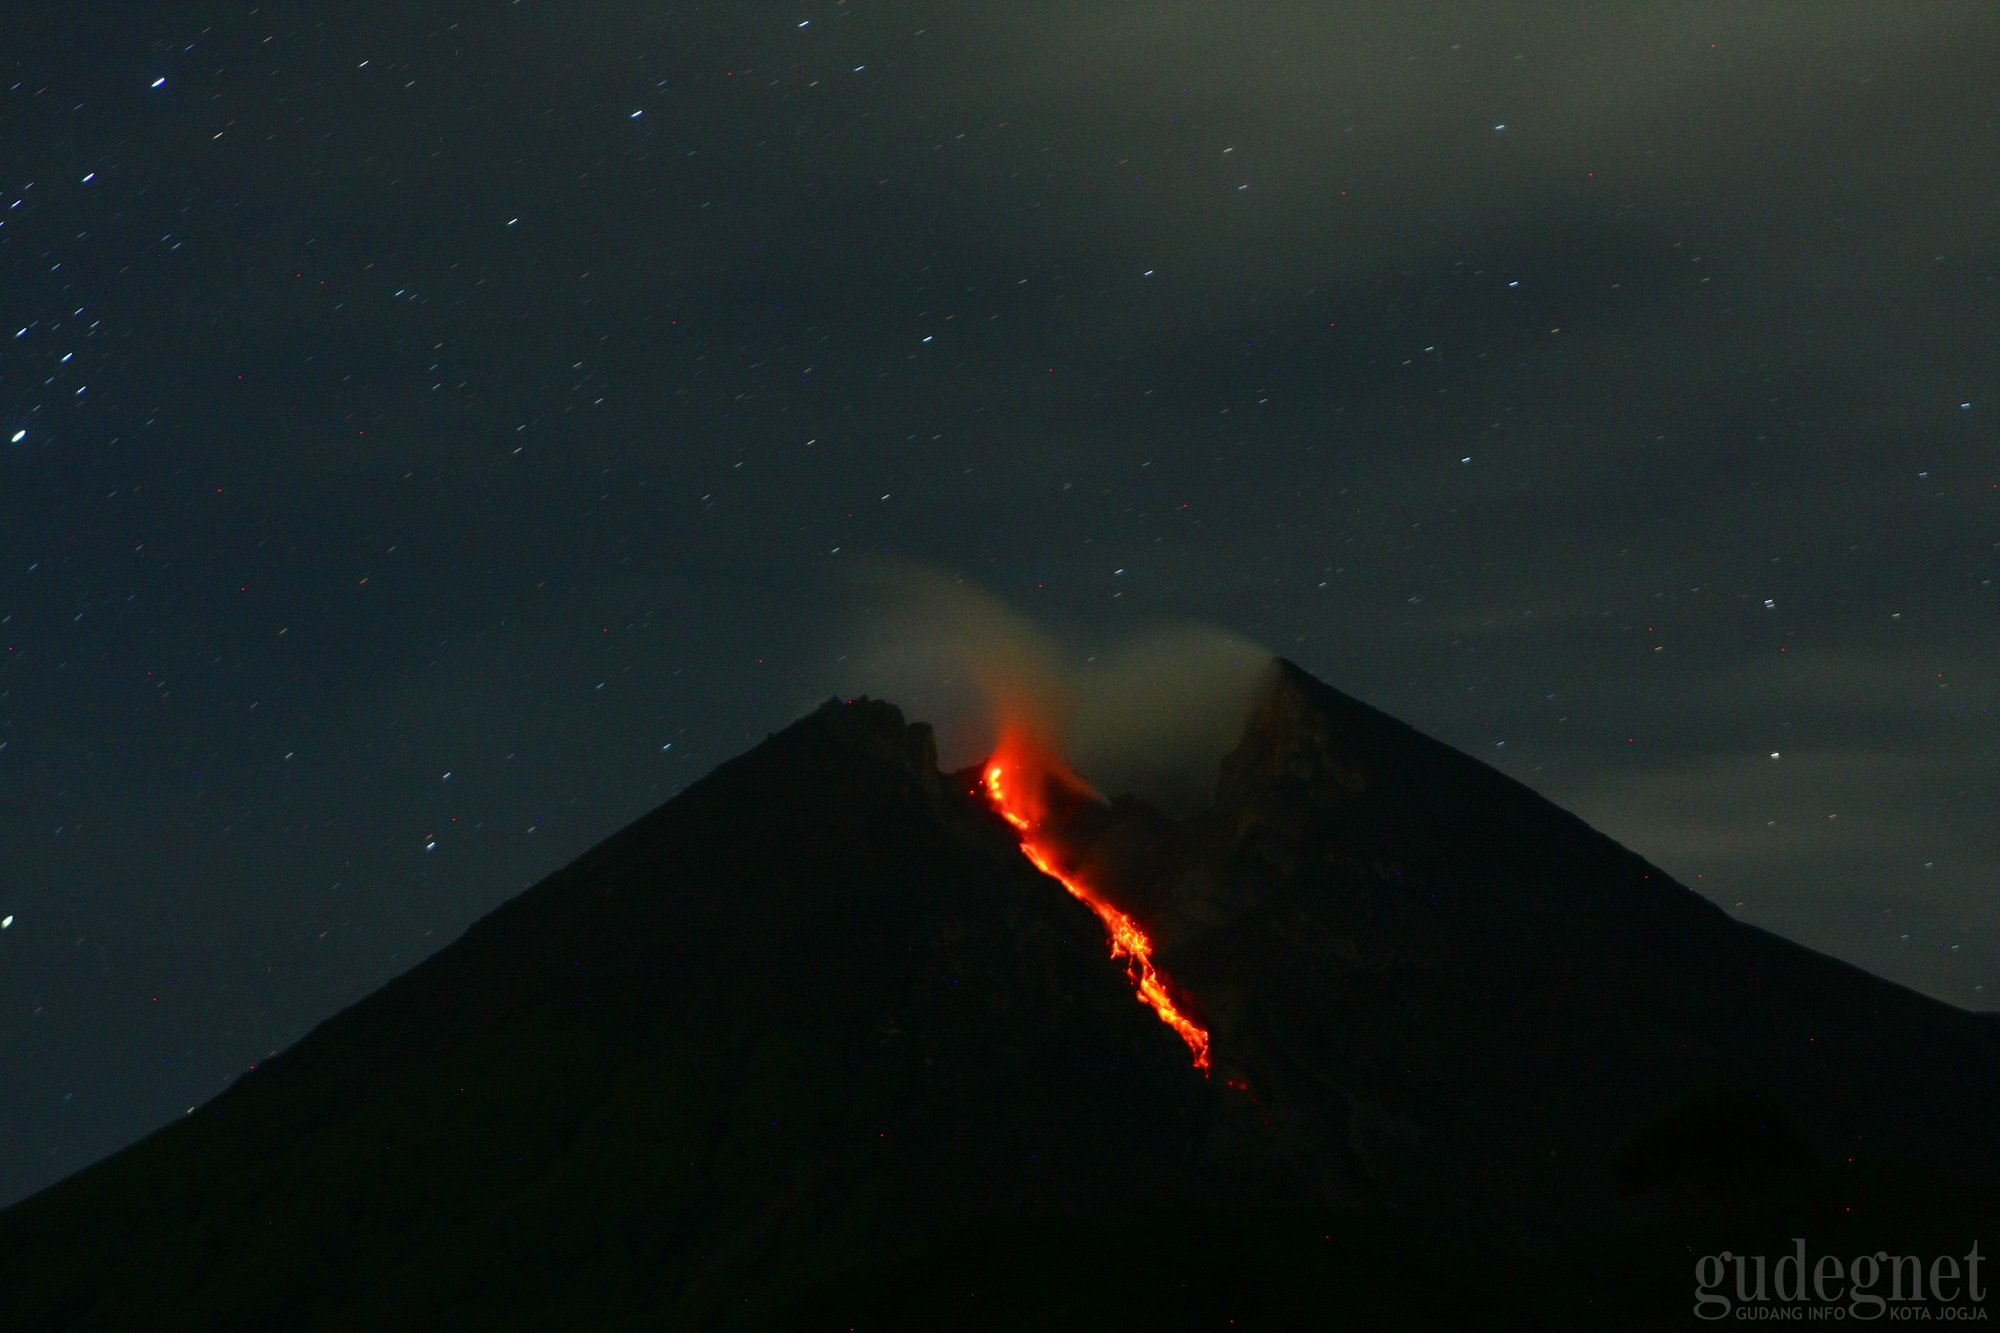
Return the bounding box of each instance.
[2,660,1995,1329]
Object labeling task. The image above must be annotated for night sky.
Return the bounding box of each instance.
[2,1,1995,1207]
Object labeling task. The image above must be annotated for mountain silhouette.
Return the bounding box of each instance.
[1031,661,2000,1226]
[2,661,1994,1329]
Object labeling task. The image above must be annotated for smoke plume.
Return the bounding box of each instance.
[838,562,1273,813]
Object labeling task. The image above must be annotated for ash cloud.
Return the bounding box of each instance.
[837,562,1273,812]
[1067,630,1277,814]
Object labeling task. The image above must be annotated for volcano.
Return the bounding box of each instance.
[3,661,1996,1329]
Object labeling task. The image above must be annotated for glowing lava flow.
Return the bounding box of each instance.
[984,749,1211,1073]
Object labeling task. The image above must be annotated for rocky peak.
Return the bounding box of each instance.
[804,695,945,796]
[1214,659,1370,812]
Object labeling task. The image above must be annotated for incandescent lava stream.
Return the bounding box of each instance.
[981,728,1211,1073]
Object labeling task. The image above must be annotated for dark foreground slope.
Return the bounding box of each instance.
[1049,661,2000,1231]
[1,668,1995,1330]
[0,701,1239,1329]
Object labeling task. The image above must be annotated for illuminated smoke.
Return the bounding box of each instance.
[1068,627,1276,814]
[839,560,1273,811]
[838,561,1073,768]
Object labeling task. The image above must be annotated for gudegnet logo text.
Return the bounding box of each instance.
[1695,1240,1987,1321]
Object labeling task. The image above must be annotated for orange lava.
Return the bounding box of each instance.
[983,733,1211,1073]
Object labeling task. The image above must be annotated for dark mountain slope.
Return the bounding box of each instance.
[1049,660,2000,1229]
[0,700,1234,1330]
[1,666,1994,1329]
